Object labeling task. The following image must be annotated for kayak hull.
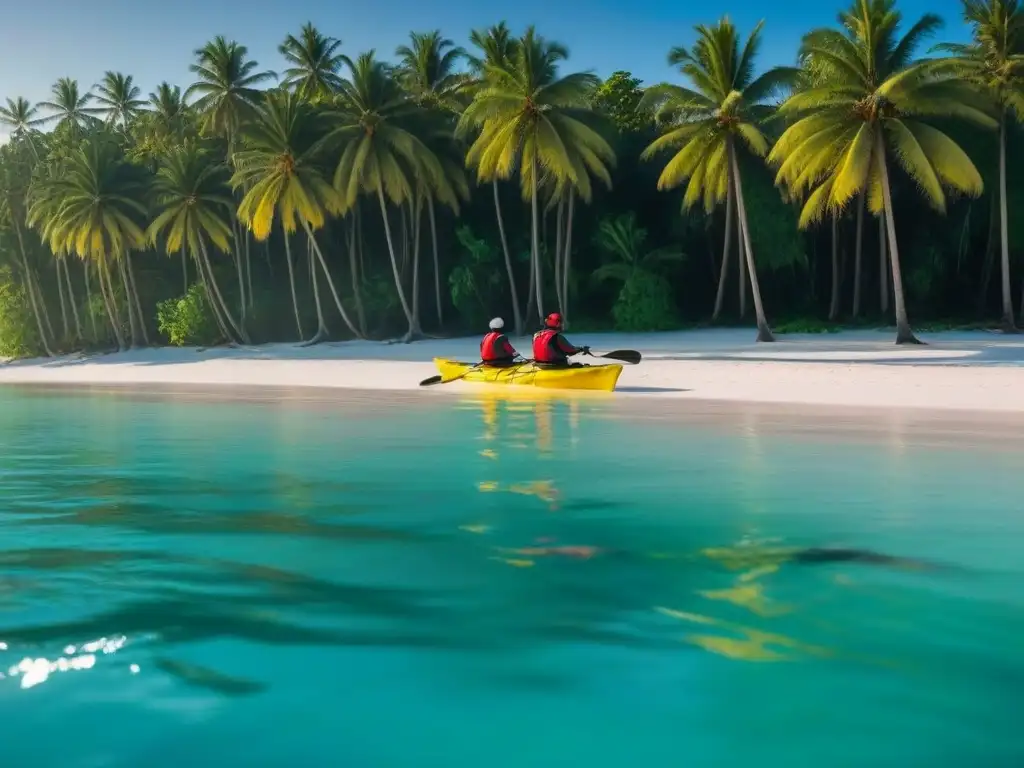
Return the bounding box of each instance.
[432,358,623,392]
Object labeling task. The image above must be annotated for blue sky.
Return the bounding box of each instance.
[0,0,970,119]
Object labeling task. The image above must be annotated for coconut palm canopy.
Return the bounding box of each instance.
[639,18,797,213]
[0,8,1020,361]
[770,0,998,228]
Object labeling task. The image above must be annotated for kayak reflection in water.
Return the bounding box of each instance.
[496,540,946,572]
[479,317,519,368]
[532,313,589,368]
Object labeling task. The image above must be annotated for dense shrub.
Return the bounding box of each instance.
[156,284,218,346]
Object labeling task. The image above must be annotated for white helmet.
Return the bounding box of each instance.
[489,317,505,330]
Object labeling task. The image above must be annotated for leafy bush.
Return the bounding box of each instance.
[0,267,41,358]
[156,283,218,346]
[450,225,502,329]
[611,271,677,331]
[592,213,682,331]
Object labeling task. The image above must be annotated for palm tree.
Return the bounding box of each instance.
[396,31,471,328]
[0,145,54,355]
[466,22,523,334]
[149,82,189,129]
[934,0,1024,330]
[396,31,468,113]
[28,137,150,349]
[186,36,276,144]
[38,78,103,131]
[769,0,996,344]
[186,36,276,324]
[147,141,248,344]
[0,98,44,138]
[279,22,345,103]
[232,91,362,343]
[641,17,794,342]
[323,51,454,340]
[95,72,146,129]
[459,26,614,325]
[592,212,684,282]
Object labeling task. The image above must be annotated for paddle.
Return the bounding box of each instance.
[584,348,642,365]
[419,357,527,387]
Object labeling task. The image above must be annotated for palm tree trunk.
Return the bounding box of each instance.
[62,259,83,341]
[34,271,55,343]
[99,260,126,351]
[55,261,70,340]
[713,181,734,322]
[526,263,536,322]
[347,216,366,336]
[554,195,565,312]
[12,217,55,353]
[978,198,998,314]
[231,219,247,322]
[493,180,523,336]
[998,115,1016,331]
[15,254,53,357]
[198,238,250,344]
[876,130,921,345]
[245,230,254,312]
[879,211,889,316]
[181,249,189,295]
[303,233,329,345]
[125,255,150,345]
[829,213,840,321]
[302,221,363,339]
[376,186,417,338]
[738,199,747,320]
[852,192,864,318]
[116,256,141,348]
[194,246,232,343]
[356,202,366,287]
[530,155,543,322]
[729,142,773,342]
[283,230,304,339]
[412,197,423,330]
[399,204,409,278]
[84,261,98,341]
[427,196,443,328]
[562,188,575,327]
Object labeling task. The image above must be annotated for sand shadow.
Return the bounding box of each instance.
[618,386,691,394]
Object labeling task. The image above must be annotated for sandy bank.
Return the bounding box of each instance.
[2,328,1024,414]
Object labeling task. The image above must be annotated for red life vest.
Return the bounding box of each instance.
[481,331,513,363]
[532,328,565,363]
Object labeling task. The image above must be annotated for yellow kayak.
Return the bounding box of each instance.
[432,358,623,392]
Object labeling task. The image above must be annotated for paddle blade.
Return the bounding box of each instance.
[419,375,444,386]
[600,349,642,365]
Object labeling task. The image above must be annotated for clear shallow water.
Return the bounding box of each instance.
[1,387,1023,768]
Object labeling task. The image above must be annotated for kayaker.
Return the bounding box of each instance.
[480,317,519,367]
[532,313,589,367]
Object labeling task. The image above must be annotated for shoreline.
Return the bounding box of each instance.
[2,328,1024,415]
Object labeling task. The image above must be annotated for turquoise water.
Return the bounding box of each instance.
[1,387,1023,767]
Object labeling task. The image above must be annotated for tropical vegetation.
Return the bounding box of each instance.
[0,0,1022,359]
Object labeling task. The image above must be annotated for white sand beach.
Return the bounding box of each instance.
[2,328,1024,414]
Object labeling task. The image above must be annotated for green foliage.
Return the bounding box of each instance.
[592,213,682,330]
[450,225,502,328]
[591,71,650,134]
[0,267,40,358]
[611,271,678,330]
[156,284,218,346]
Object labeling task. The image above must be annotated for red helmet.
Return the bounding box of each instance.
[544,312,563,330]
